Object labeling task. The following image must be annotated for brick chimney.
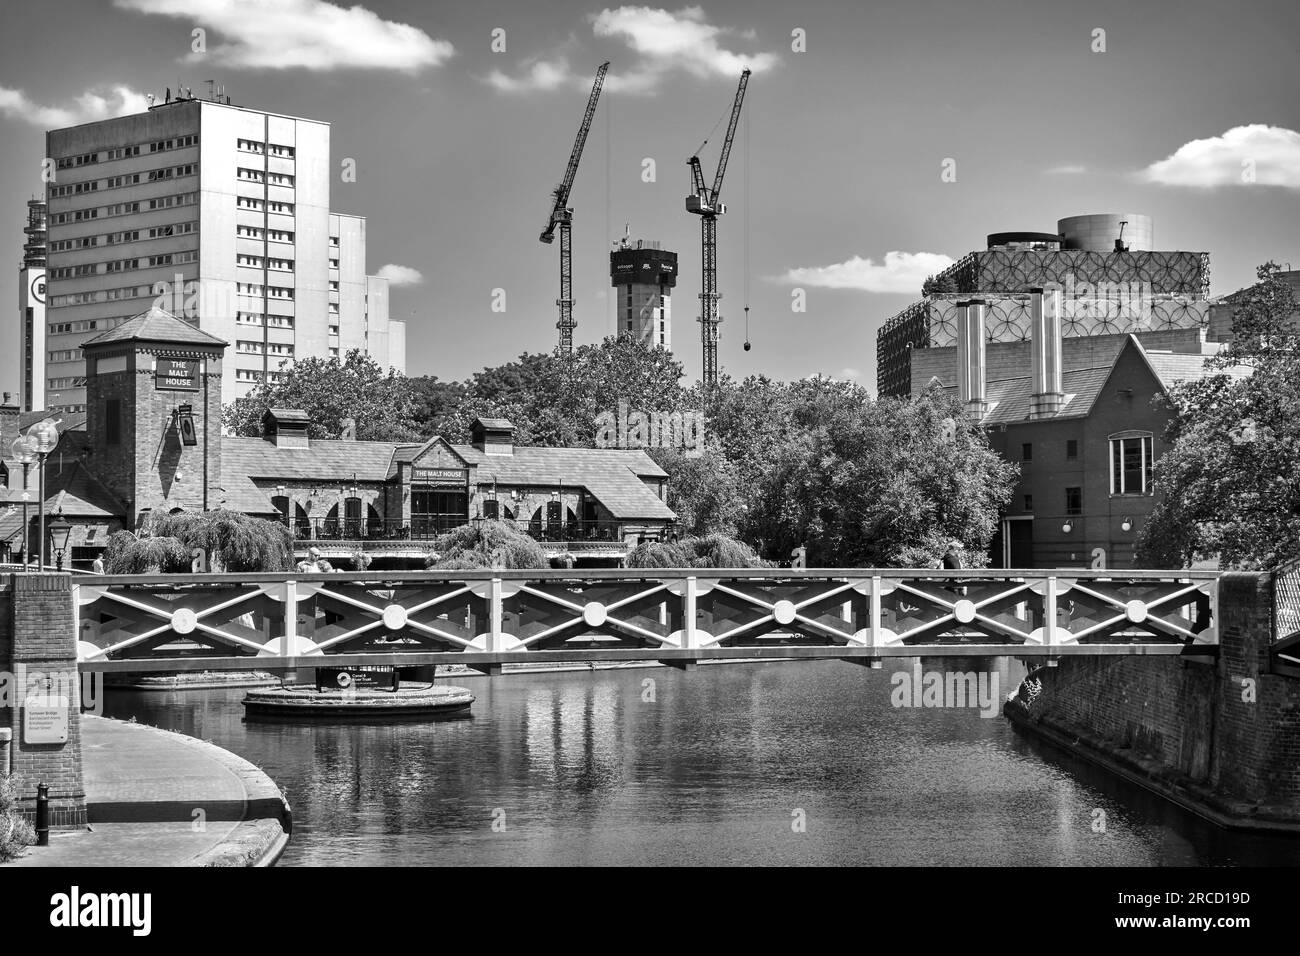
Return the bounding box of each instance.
[956,299,988,421]
[1029,287,1065,417]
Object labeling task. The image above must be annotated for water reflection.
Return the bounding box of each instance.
[102,660,1300,866]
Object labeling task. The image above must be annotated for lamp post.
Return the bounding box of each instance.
[48,514,72,571]
[26,418,59,571]
[11,436,36,572]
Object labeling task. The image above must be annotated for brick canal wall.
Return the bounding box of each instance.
[1006,572,1300,829]
[0,574,87,827]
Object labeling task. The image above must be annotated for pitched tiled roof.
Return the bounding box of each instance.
[473,417,515,430]
[81,306,228,349]
[223,436,404,483]
[1143,352,1252,389]
[454,444,672,519]
[966,365,1112,426]
[222,436,673,520]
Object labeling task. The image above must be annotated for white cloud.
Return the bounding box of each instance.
[113,0,453,72]
[486,59,578,94]
[486,6,777,94]
[375,264,424,287]
[775,251,956,294]
[1045,164,1087,175]
[1139,124,1300,188]
[0,85,150,127]
[593,6,778,79]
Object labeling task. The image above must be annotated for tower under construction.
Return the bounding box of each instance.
[609,236,677,349]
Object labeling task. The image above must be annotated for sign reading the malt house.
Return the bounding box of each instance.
[156,358,200,391]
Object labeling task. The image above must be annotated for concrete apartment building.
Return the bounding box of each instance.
[36,92,403,413]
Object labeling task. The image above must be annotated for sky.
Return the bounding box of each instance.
[1,0,1298,394]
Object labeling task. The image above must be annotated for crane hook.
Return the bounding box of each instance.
[743,306,751,351]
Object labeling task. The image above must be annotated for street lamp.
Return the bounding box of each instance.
[1062,520,1073,534]
[27,418,59,570]
[10,435,36,571]
[1120,516,1133,532]
[47,514,73,571]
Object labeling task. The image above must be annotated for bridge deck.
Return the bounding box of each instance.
[70,568,1222,672]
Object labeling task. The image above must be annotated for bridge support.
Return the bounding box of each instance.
[0,574,87,827]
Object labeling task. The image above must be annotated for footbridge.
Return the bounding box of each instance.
[70,568,1223,674]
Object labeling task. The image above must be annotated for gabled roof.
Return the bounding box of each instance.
[472,417,515,431]
[960,335,1254,427]
[81,306,228,349]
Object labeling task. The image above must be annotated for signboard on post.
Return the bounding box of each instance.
[156,358,199,391]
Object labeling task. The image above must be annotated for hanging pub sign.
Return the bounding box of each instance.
[177,405,198,446]
[156,358,199,391]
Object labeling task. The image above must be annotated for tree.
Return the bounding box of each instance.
[146,510,295,572]
[102,531,191,574]
[748,386,1017,567]
[223,349,423,441]
[650,445,745,536]
[1137,263,1300,569]
[425,519,549,570]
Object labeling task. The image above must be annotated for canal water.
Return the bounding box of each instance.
[103,660,1300,866]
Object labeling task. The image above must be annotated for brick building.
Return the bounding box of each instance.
[939,291,1248,569]
[0,307,676,569]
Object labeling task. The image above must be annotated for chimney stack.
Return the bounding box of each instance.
[956,299,988,421]
[1029,287,1065,417]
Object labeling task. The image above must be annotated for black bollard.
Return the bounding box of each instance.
[36,782,49,846]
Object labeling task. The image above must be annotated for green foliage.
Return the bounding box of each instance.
[105,511,293,574]
[650,445,744,536]
[424,519,549,570]
[1137,263,1300,569]
[0,775,36,862]
[680,533,770,568]
[625,540,691,568]
[150,509,294,572]
[624,534,767,569]
[741,384,1016,567]
[102,533,191,574]
[223,349,422,442]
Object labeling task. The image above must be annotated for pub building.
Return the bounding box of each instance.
[0,307,676,569]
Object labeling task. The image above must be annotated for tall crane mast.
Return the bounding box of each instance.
[686,68,750,389]
[540,61,610,356]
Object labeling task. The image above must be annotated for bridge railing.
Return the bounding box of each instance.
[71,568,1219,671]
[1273,556,1300,650]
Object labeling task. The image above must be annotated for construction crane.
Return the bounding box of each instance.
[686,68,750,389]
[540,61,610,356]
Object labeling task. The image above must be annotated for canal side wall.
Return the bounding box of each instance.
[0,574,87,827]
[1005,572,1300,829]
